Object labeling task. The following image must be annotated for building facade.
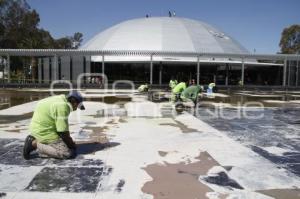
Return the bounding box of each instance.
[35,17,299,86]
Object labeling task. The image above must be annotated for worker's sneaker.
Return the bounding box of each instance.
[23,135,35,160]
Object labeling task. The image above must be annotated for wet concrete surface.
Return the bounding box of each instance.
[25,167,104,192]
[0,138,118,166]
[160,120,201,133]
[0,138,116,193]
[202,171,244,190]
[88,96,132,104]
[0,90,131,111]
[251,146,300,176]
[0,90,52,110]
[197,107,300,177]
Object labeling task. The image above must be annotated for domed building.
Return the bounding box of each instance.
[82,17,248,54]
[80,16,282,86]
[37,16,284,86]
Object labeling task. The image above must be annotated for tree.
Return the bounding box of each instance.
[0,0,31,48]
[72,32,83,49]
[279,25,300,54]
[55,37,72,49]
[54,32,83,49]
[0,0,83,82]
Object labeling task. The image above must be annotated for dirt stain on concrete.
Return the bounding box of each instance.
[5,129,27,133]
[257,189,300,199]
[87,96,131,104]
[115,179,126,193]
[158,151,168,157]
[142,151,220,199]
[118,118,128,123]
[160,120,200,134]
[107,119,118,125]
[76,126,109,145]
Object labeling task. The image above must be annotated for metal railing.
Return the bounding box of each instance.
[0,49,299,60]
[0,49,299,88]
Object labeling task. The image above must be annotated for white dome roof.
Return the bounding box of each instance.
[82,17,249,54]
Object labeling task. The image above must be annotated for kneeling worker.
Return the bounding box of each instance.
[23,91,85,160]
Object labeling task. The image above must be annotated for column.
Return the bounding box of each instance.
[38,58,42,83]
[296,59,299,87]
[53,54,58,80]
[70,56,73,83]
[287,60,291,86]
[159,62,162,85]
[150,54,153,84]
[43,57,50,83]
[225,64,229,86]
[197,56,200,85]
[1,56,3,82]
[85,55,91,74]
[61,56,71,81]
[241,58,245,85]
[72,55,84,84]
[102,54,105,75]
[7,55,10,83]
[283,59,287,87]
[83,56,86,84]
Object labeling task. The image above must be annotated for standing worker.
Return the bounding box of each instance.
[181,85,203,105]
[23,91,85,160]
[206,83,216,94]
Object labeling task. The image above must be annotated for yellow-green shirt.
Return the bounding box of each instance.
[172,82,186,94]
[30,95,72,144]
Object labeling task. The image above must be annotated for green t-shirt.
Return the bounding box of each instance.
[30,95,72,144]
[181,85,202,101]
[172,82,186,94]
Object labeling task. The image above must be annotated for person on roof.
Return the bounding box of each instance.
[23,91,85,160]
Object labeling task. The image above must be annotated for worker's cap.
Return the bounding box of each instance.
[68,91,85,110]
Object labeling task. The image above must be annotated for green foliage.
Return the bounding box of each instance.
[279,24,300,54]
[0,0,83,49]
[55,37,73,49]
[54,32,83,49]
[0,0,83,79]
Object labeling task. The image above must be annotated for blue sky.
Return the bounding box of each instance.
[27,0,300,54]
